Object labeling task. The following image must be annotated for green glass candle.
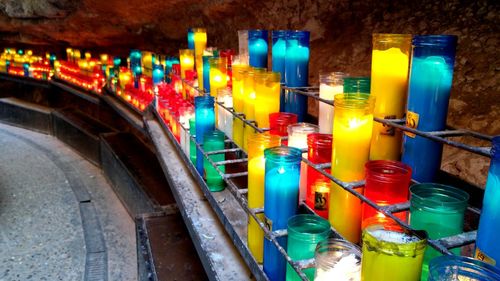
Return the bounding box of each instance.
[189,117,196,165]
[343,77,371,94]
[409,183,469,280]
[286,214,331,281]
[203,130,226,191]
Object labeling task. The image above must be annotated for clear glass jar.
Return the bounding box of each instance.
[319,72,346,134]
[429,255,500,281]
[314,238,361,281]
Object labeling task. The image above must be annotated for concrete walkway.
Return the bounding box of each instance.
[0,123,136,281]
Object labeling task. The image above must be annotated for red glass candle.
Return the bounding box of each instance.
[269,112,298,146]
[362,160,412,228]
[306,133,333,218]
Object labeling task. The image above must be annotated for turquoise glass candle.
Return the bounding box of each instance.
[285,215,330,281]
[429,256,500,281]
[248,29,268,68]
[152,64,164,85]
[476,136,500,267]
[402,35,458,182]
[409,183,469,280]
[263,146,302,281]
[187,28,195,50]
[23,63,29,77]
[272,30,288,111]
[130,49,142,73]
[189,117,196,165]
[203,54,214,94]
[284,31,310,122]
[195,96,215,174]
[343,77,371,94]
[203,130,225,191]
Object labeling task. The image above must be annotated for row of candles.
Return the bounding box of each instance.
[0,48,53,80]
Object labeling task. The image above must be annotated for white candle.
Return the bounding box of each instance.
[318,72,346,134]
[315,253,361,281]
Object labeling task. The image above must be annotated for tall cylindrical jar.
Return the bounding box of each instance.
[476,136,500,267]
[330,94,375,243]
[306,133,333,218]
[217,88,233,138]
[187,28,195,50]
[193,28,207,90]
[254,71,281,129]
[231,64,249,148]
[269,112,298,146]
[319,72,346,134]
[402,35,458,182]
[369,34,412,161]
[429,255,500,281]
[238,30,249,65]
[247,133,281,263]
[202,54,214,94]
[203,130,226,191]
[409,183,469,280]
[189,117,196,165]
[343,77,371,94]
[242,67,266,151]
[272,30,288,84]
[195,96,215,175]
[248,30,268,68]
[315,239,362,281]
[285,215,331,281]
[263,146,302,281]
[209,57,228,99]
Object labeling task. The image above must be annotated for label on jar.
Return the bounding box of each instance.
[314,190,329,210]
[405,111,419,138]
[475,248,496,266]
[264,216,273,232]
[381,115,397,136]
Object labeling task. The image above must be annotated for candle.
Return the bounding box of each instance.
[263,146,302,281]
[202,54,214,94]
[85,52,91,60]
[242,67,266,151]
[179,49,195,79]
[248,30,268,68]
[141,51,154,77]
[284,31,310,122]
[306,133,333,218]
[247,133,281,263]
[209,57,227,99]
[361,224,427,281]
[231,64,250,148]
[343,77,370,94]
[203,130,225,191]
[193,28,207,90]
[288,123,319,204]
[179,106,195,157]
[362,160,412,228]
[217,88,233,139]
[129,49,142,73]
[238,30,249,65]
[118,70,132,89]
[429,256,500,281]
[369,34,411,161]
[189,117,196,165]
[476,136,500,267]
[254,71,281,129]
[285,215,331,281]
[187,28,195,50]
[268,112,297,146]
[66,48,73,62]
[409,183,469,280]
[402,35,457,182]
[272,30,288,83]
[314,239,361,281]
[195,96,215,175]
[329,94,374,243]
[152,63,164,85]
[319,72,346,134]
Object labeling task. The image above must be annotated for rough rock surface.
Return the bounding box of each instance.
[0,0,498,186]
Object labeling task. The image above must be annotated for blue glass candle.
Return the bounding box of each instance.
[202,55,213,94]
[152,64,164,85]
[187,28,195,50]
[23,63,29,77]
[49,53,57,68]
[284,31,310,122]
[402,35,457,182]
[475,136,500,267]
[248,29,268,68]
[263,146,302,281]
[130,49,142,68]
[113,57,121,67]
[195,96,215,175]
[272,30,288,111]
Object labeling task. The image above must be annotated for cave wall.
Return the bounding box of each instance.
[0,0,498,186]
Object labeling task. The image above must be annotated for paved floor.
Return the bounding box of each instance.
[0,123,137,281]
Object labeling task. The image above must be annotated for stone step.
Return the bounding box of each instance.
[0,97,53,134]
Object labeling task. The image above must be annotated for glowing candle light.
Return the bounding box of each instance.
[319,72,346,134]
[179,49,195,79]
[193,28,207,90]
[329,94,375,243]
[85,52,91,60]
[209,57,227,98]
[217,88,233,138]
[263,146,302,281]
[247,133,280,263]
[152,63,164,85]
[231,64,249,148]
[370,34,412,161]
[242,67,266,151]
[66,48,73,62]
[254,71,281,129]
[248,29,268,68]
[402,35,457,182]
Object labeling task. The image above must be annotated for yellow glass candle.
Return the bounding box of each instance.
[370,34,411,161]
[73,49,81,61]
[100,54,109,65]
[142,51,153,76]
[242,68,266,151]
[232,64,249,148]
[330,94,375,243]
[209,57,228,98]
[118,70,132,89]
[180,49,195,99]
[254,71,281,128]
[193,28,207,90]
[66,48,73,61]
[247,133,281,263]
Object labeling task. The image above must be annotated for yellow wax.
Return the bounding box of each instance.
[254,72,281,128]
[100,54,108,64]
[118,71,132,89]
[193,29,207,89]
[209,67,227,99]
[179,50,195,79]
[233,119,244,148]
[85,52,91,60]
[232,65,248,148]
[142,51,153,77]
[370,42,410,161]
[330,96,374,243]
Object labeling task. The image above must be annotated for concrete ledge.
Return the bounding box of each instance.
[0,97,53,134]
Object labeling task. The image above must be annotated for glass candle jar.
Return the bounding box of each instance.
[238,30,249,65]
[269,112,298,146]
[343,77,371,94]
[179,106,194,156]
[247,133,281,263]
[429,255,500,281]
[152,63,164,86]
[248,29,268,68]
[202,54,214,94]
[370,34,412,161]
[409,183,469,280]
[284,30,310,122]
[195,96,215,174]
[217,88,233,139]
[315,239,362,281]
[361,224,427,281]
[402,35,458,182]
[272,30,288,84]
[254,71,281,129]
[193,28,207,89]
[242,68,266,151]
[362,160,412,228]
[203,130,225,191]
[330,94,375,243]
[288,123,319,204]
[286,215,331,281]
[209,57,228,99]
[187,28,195,50]
[319,72,346,134]
[231,64,249,148]
[189,117,196,165]
[306,133,333,218]
[179,49,195,99]
[476,136,500,267]
[263,146,302,281]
